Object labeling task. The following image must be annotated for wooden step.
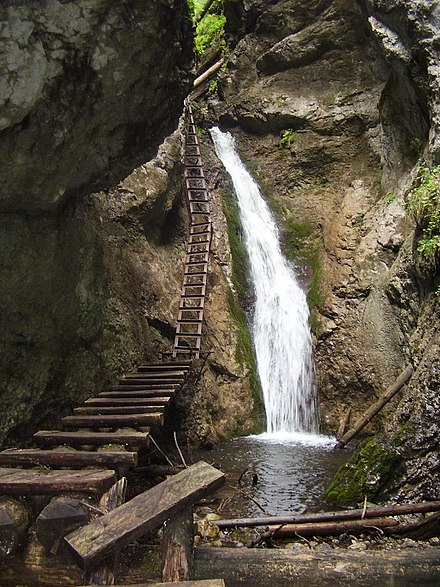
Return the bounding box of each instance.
[109,385,178,392]
[99,391,173,400]
[112,379,182,387]
[65,461,225,569]
[61,413,163,429]
[85,397,169,407]
[34,430,150,448]
[0,468,116,496]
[122,371,186,380]
[0,449,138,470]
[74,406,164,415]
[138,362,191,371]
[185,145,200,156]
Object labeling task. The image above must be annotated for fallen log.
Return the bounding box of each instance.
[268,517,398,538]
[194,547,440,587]
[162,508,194,582]
[335,364,413,449]
[214,500,440,529]
[193,59,225,89]
[385,511,440,540]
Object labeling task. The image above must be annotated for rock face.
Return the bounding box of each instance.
[0,0,192,212]
[0,0,193,446]
[204,0,439,500]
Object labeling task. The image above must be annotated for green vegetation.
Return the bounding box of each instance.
[220,188,264,432]
[187,1,226,58]
[406,163,440,267]
[386,191,397,205]
[278,128,296,150]
[280,217,324,335]
[326,438,401,505]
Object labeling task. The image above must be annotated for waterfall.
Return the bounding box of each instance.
[211,127,318,436]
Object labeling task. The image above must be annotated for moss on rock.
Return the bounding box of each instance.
[326,438,402,506]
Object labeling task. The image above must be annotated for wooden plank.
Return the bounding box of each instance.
[112,582,225,587]
[74,406,163,415]
[123,371,187,379]
[112,378,183,386]
[106,386,177,393]
[0,449,137,469]
[85,397,169,407]
[0,468,116,495]
[138,362,191,370]
[34,430,150,448]
[99,391,173,399]
[65,461,225,569]
[61,413,163,429]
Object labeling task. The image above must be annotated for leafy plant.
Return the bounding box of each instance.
[406,163,440,266]
[279,128,296,150]
[386,191,397,205]
[194,2,226,57]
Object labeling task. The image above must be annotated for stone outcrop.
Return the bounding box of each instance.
[203,0,439,500]
[0,0,192,212]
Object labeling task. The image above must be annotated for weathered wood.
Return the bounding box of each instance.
[111,378,182,387]
[386,511,440,540]
[86,477,127,585]
[65,461,225,569]
[61,413,163,429]
[138,362,191,371]
[101,389,174,397]
[123,371,187,379]
[162,509,194,582]
[74,405,163,415]
[335,365,413,449]
[195,548,440,587]
[34,430,150,447]
[336,407,351,440]
[36,497,88,555]
[85,397,169,407]
[0,468,116,495]
[268,517,398,538]
[214,501,440,529]
[0,497,30,556]
[193,59,225,89]
[114,582,225,587]
[0,449,138,469]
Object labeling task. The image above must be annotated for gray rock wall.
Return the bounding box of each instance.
[212,0,439,500]
[0,0,193,447]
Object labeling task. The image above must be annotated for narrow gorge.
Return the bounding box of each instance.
[0,0,439,584]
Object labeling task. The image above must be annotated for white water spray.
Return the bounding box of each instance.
[211,127,318,436]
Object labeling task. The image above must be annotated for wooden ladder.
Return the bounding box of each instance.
[172,102,212,360]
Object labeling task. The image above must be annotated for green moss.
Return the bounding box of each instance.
[278,128,296,150]
[406,163,440,267]
[193,1,226,57]
[220,189,264,434]
[326,438,401,506]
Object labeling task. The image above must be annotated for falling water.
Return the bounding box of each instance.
[211,127,318,437]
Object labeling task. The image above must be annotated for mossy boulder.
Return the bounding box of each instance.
[326,438,402,506]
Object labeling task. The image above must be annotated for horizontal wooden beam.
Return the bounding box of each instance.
[65,461,225,569]
[34,430,150,448]
[0,468,116,496]
[0,449,138,470]
[61,413,163,429]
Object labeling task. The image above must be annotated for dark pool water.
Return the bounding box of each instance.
[193,432,353,517]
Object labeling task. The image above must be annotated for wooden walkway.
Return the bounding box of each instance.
[0,101,219,583]
[173,102,212,359]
